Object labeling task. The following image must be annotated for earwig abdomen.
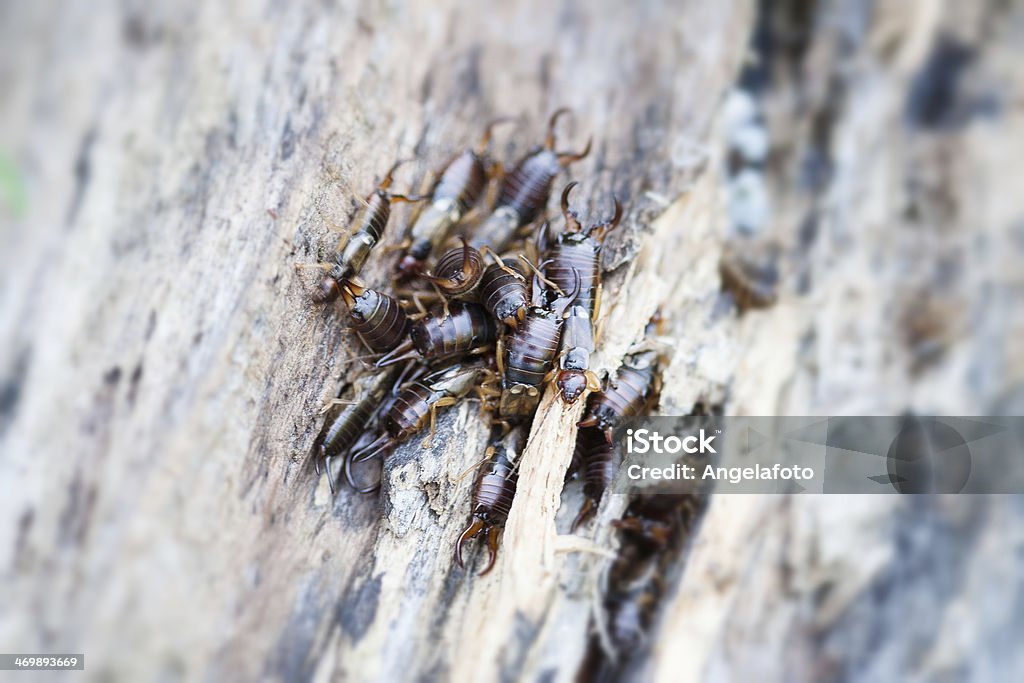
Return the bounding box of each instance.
[578,350,660,439]
[399,150,489,278]
[479,260,528,328]
[498,150,563,225]
[545,241,601,312]
[429,240,485,298]
[341,281,410,354]
[471,449,518,527]
[579,428,616,502]
[410,302,497,365]
[384,381,437,442]
[502,311,561,385]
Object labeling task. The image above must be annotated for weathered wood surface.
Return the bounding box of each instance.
[1,0,1023,681]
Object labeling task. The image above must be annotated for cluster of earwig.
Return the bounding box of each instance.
[307,109,642,574]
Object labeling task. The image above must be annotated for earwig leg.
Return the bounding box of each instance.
[429,282,451,321]
[379,158,414,190]
[455,518,486,568]
[478,116,515,153]
[571,498,596,533]
[423,397,458,447]
[577,415,599,429]
[295,262,334,271]
[480,527,500,576]
[388,192,430,204]
[383,238,412,253]
[319,398,356,415]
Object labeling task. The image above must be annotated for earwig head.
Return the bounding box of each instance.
[396,254,427,281]
[587,197,623,242]
[313,276,342,304]
[557,371,589,404]
[560,182,583,233]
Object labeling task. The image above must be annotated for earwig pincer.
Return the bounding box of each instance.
[570,426,617,530]
[312,161,425,303]
[577,348,662,444]
[478,256,529,329]
[346,362,493,492]
[423,238,486,299]
[543,181,622,314]
[469,109,591,253]
[315,366,399,494]
[455,426,525,575]
[396,120,509,279]
[498,270,580,418]
[375,301,498,368]
[338,279,411,354]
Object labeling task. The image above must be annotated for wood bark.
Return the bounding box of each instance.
[1,1,1022,682]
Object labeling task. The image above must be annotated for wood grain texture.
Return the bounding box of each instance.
[2,0,1023,681]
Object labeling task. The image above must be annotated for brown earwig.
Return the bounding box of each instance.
[718,251,779,312]
[543,181,622,314]
[478,257,529,329]
[570,426,617,530]
[315,365,399,494]
[423,238,485,299]
[396,121,509,279]
[455,426,525,575]
[550,299,600,404]
[577,348,662,444]
[346,362,492,492]
[313,161,425,303]
[375,301,498,368]
[339,279,411,354]
[469,109,591,253]
[498,270,580,418]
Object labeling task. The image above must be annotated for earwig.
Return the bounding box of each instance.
[423,238,485,298]
[543,181,622,314]
[478,257,529,329]
[469,109,591,253]
[396,121,509,279]
[570,426,617,530]
[346,362,492,492]
[551,299,600,403]
[313,161,425,303]
[375,301,498,368]
[339,279,411,354]
[577,348,662,444]
[315,365,399,494]
[498,271,580,418]
[455,426,525,575]
[718,251,779,312]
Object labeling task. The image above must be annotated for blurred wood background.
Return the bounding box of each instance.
[1,0,1023,681]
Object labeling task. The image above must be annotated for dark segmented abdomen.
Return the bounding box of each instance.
[479,261,528,325]
[321,397,378,459]
[587,365,656,425]
[385,383,434,440]
[473,454,517,526]
[348,289,410,353]
[503,313,561,386]
[411,302,497,364]
[498,150,560,225]
[433,150,488,213]
[545,241,601,312]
